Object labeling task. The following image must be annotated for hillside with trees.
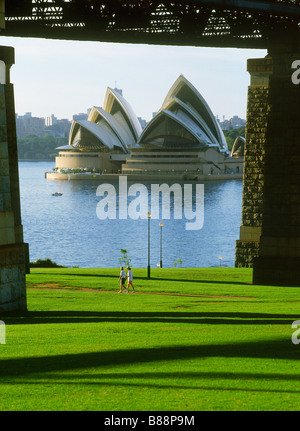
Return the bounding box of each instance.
[223,126,245,151]
[17,135,68,160]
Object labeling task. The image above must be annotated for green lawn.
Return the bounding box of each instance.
[1,267,300,411]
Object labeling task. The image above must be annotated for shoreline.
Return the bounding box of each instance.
[19,159,55,162]
[45,172,243,181]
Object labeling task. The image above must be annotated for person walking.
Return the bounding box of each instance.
[126,266,136,293]
[118,267,126,293]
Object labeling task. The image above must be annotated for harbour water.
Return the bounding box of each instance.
[19,161,243,268]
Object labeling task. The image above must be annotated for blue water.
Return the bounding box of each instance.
[18,161,243,268]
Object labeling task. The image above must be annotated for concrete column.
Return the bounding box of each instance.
[253,44,300,286]
[235,57,272,268]
[0,46,28,312]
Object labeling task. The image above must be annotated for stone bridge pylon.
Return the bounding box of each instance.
[235,36,300,286]
[0,46,28,312]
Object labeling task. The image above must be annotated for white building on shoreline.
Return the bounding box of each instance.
[51,75,244,180]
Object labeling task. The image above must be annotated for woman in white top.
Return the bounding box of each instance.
[126,267,136,293]
[118,267,126,293]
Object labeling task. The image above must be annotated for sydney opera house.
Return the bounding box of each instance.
[52,75,243,178]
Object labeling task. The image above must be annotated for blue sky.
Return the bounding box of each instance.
[1,36,266,122]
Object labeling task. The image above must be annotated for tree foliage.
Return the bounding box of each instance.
[118,249,132,268]
[30,258,66,268]
[223,127,245,151]
[17,134,68,160]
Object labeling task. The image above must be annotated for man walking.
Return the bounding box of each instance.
[126,266,136,293]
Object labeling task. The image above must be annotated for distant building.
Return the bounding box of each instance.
[45,118,72,138]
[16,112,45,138]
[45,114,57,127]
[221,119,232,131]
[218,115,246,131]
[16,112,71,139]
[137,117,147,129]
[230,115,246,129]
[21,112,32,119]
[72,113,88,122]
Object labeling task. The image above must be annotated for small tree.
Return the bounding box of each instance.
[118,249,131,268]
[173,259,182,268]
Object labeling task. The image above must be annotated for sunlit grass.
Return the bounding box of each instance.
[1,267,300,411]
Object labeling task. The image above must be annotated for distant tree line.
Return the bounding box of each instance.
[17,134,68,160]
[223,126,245,151]
[30,258,66,268]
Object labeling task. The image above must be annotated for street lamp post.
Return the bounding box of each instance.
[147,212,152,278]
[159,222,163,268]
[219,256,222,267]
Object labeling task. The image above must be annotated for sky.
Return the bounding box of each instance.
[1,36,267,122]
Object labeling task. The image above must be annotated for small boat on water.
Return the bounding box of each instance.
[52,192,63,196]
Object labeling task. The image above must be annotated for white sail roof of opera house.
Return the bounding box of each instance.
[69,120,127,152]
[103,87,142,142]
[138,75,228,152]
[87,106,137,151]
[231,135,245,158]
[69,87,142,153]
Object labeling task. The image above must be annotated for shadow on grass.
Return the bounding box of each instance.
[29,272,251,286]
[2,310,298,326]
[20,370,300,382]
[13,371,300,395]
[0,338,298,379]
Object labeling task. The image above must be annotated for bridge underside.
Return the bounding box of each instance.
[1,1,300,49]
[0,2,300,313]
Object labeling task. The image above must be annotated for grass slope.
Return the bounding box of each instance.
[1,267,300,411]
